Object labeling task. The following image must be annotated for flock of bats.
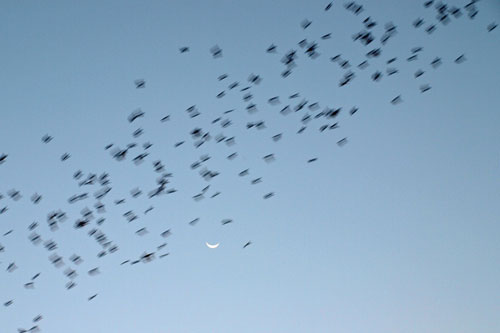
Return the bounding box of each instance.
[1,1,497,331]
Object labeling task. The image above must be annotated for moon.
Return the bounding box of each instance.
[206,242,220,249]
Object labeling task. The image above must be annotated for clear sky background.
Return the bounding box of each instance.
[1,0,500,332]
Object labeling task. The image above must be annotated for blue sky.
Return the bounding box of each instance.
[1,0,500,332]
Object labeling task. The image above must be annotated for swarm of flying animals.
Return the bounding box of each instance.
[1,1,497,331]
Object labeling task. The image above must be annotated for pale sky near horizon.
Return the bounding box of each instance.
[1,0,500,332]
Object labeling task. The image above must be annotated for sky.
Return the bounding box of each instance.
[1,0,500,332]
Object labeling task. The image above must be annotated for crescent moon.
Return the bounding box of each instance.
[206,242,220,249]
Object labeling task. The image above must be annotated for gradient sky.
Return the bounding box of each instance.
[1,0,500,332]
